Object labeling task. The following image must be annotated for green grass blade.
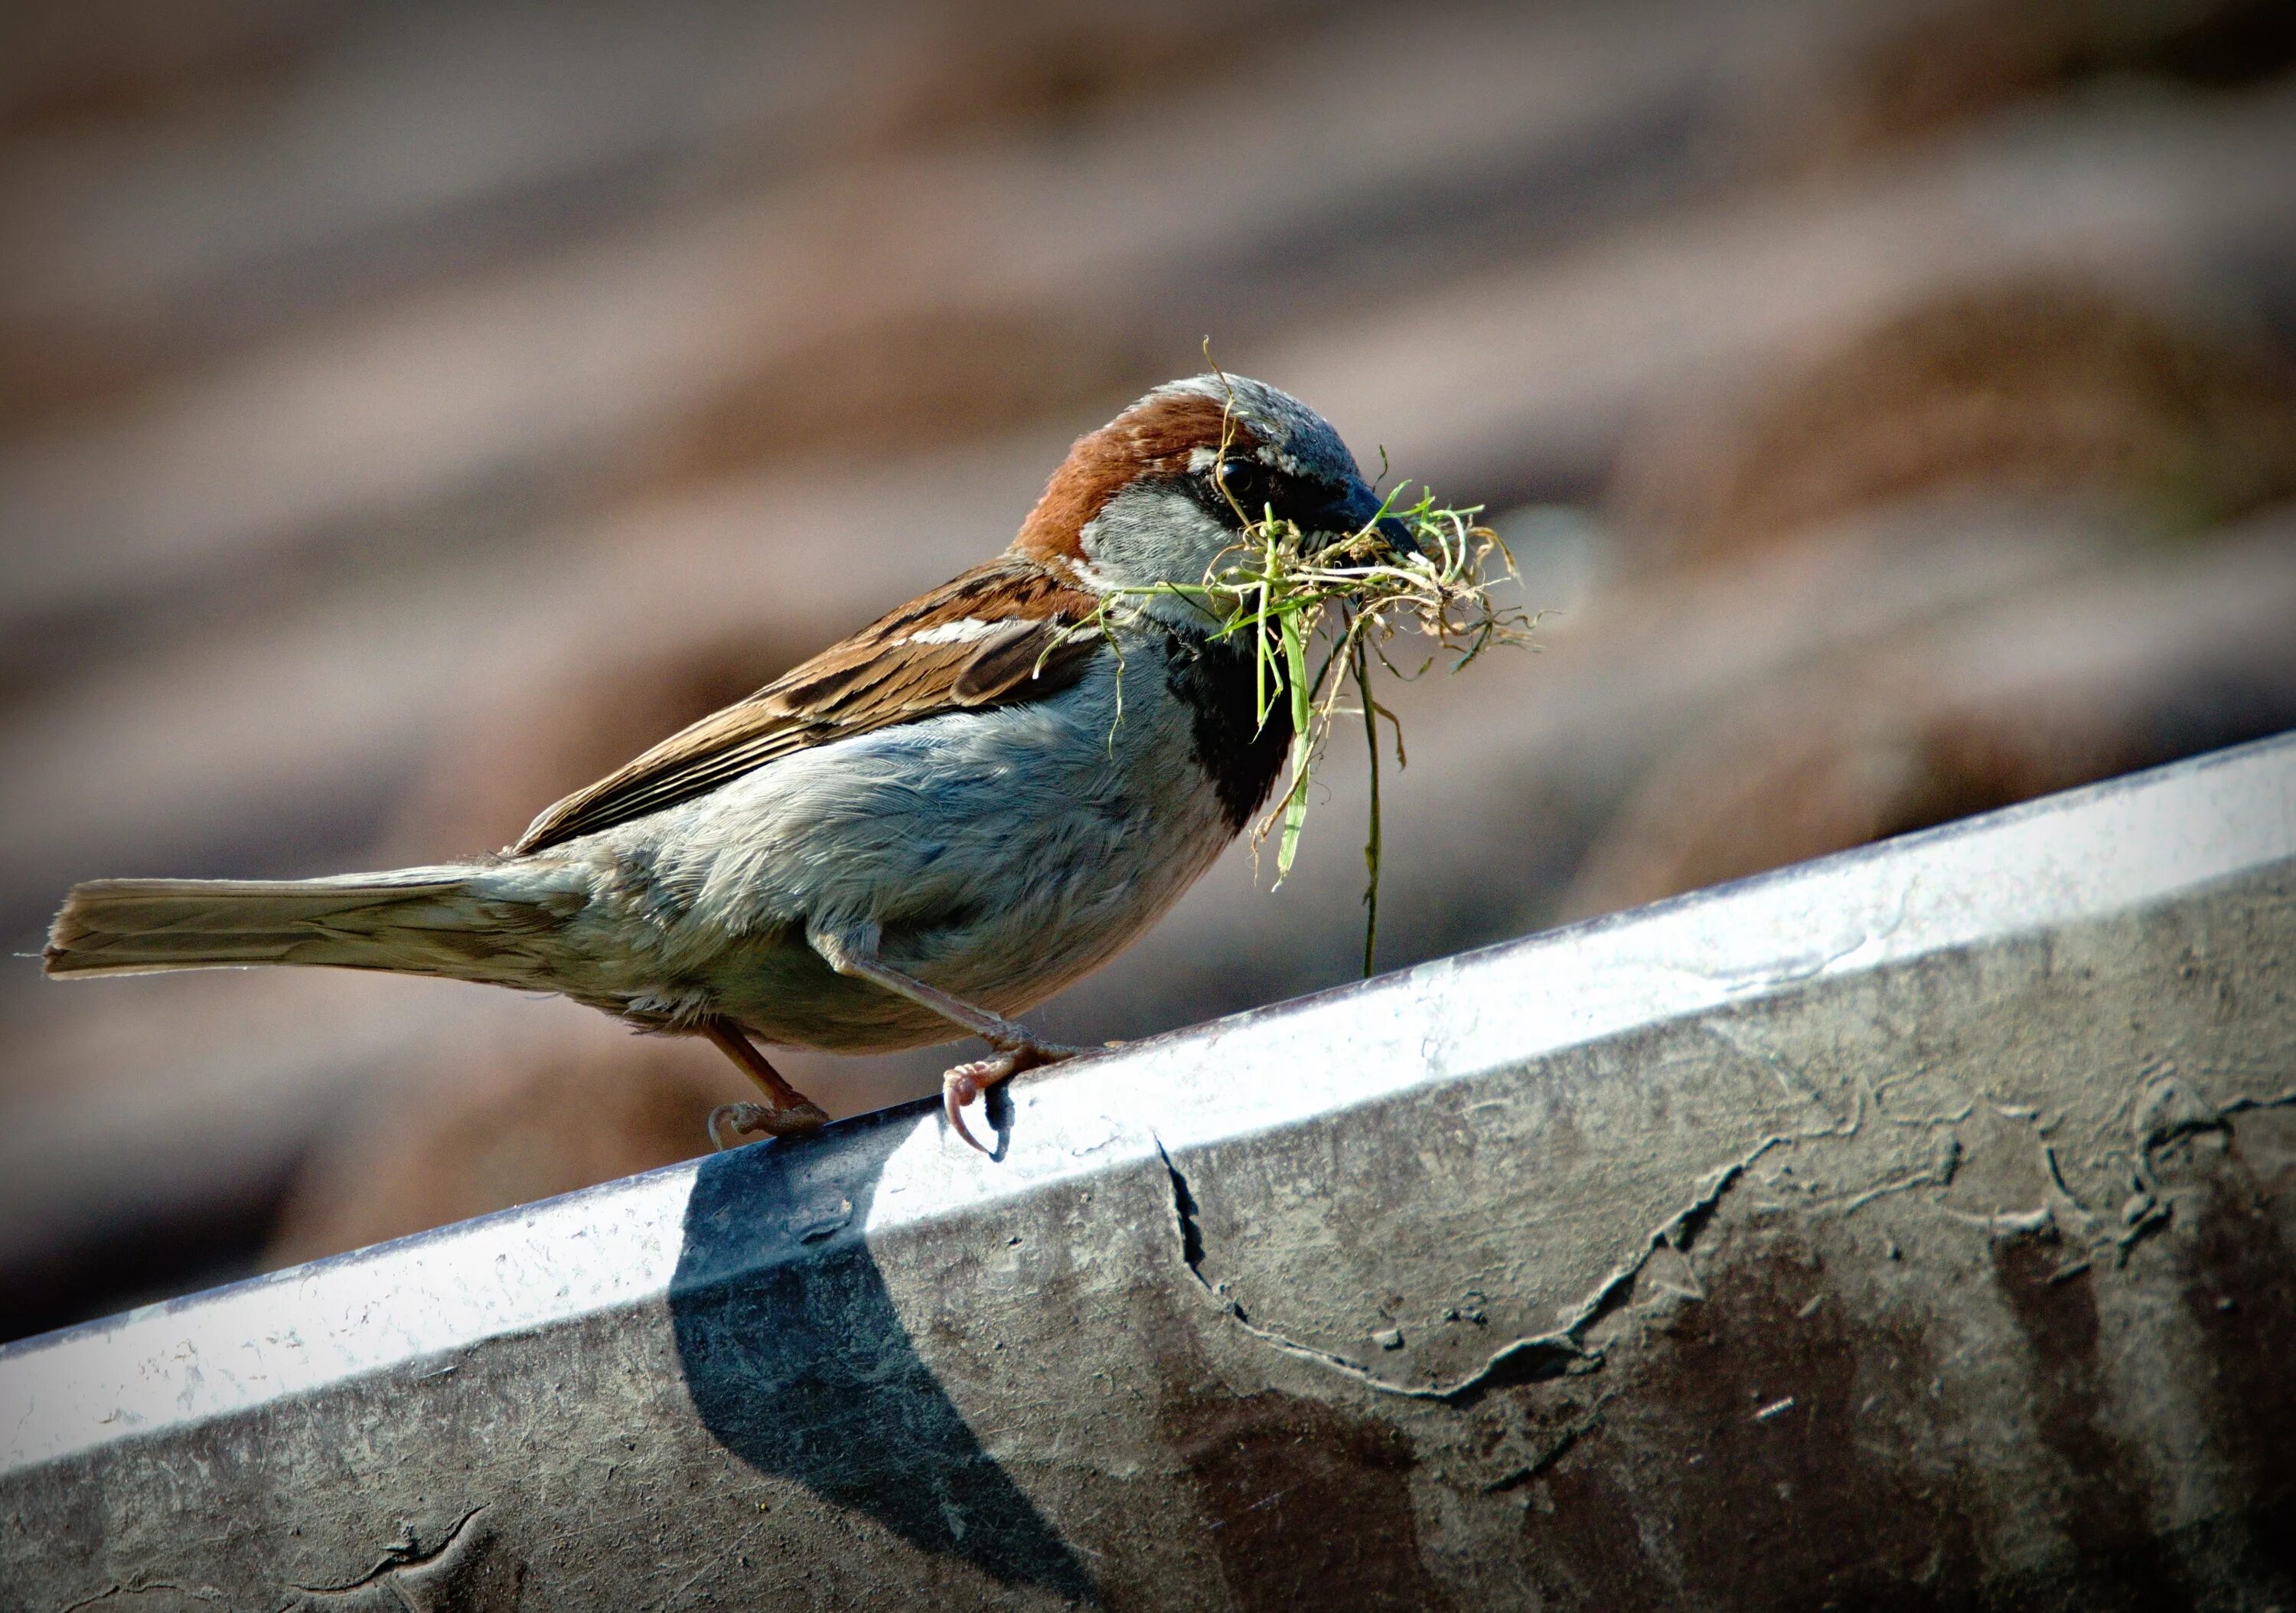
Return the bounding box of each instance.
[1355,638,1381,978]
[1274,606,1313,881]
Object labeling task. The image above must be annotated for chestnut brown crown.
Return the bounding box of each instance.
[1011,374,1393,599]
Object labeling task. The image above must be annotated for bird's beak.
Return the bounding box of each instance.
[1329,479,1418,557]
[1375,510,1419,557]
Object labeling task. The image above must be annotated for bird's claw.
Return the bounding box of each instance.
[941,1054,1018,1155]
[708,1099,829,1151]
[942,1038,1079,1154]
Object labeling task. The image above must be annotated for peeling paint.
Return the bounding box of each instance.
[1155,1134,1788,1406]
[285,1504,491,1602]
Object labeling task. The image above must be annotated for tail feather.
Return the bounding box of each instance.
[43,867,563,983]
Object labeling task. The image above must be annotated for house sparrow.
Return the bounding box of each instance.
[45,375,1404,1153]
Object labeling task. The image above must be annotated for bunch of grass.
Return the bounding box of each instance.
[1079,430,1533,975]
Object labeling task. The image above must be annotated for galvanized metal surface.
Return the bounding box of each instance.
[3,735,2292,1610]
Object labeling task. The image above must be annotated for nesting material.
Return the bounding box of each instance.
[1074,430,1533,972]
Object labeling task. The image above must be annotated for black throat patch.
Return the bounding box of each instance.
[1161,629,1294,832]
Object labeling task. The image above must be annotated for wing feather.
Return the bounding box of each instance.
[514,559,1102,852]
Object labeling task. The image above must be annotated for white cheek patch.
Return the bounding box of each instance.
[1072,516,1120,586]
[896,618,1000,646]
[1077,486,1247,630]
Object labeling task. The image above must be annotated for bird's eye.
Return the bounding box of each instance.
[1215,459,1260,499]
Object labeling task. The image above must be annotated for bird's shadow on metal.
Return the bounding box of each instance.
[983,1080,1016,1161]
[669,1106,1094,1603]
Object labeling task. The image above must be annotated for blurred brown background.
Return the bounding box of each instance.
[3,0,2293,1343]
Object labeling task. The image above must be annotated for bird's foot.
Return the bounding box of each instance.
[708,1098,830,1152]
[943,1037,1078,1154]
[698,1017,830,1150]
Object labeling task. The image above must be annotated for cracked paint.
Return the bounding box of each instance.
[1154,1133,1789,1405]
[288,1510,478,1598]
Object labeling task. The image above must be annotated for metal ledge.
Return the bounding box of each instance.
[5,735,2293,1608]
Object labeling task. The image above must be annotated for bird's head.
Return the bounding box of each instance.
[1013,374,1404,629]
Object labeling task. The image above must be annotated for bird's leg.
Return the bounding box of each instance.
[700,1016,830,1149]
[810,924,1085,1153]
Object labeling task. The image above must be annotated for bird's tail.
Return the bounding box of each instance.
[43,866,578,988]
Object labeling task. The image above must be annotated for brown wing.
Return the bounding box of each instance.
[514,558,1104,853]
